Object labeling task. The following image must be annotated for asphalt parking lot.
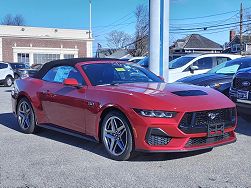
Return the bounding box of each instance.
[0,86,250,188]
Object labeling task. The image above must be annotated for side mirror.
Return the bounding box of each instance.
[63,78,80,88]
[190,66,199,74]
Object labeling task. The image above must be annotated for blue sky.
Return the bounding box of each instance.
[0,0,251,55]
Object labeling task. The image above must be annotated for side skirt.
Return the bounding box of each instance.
[37,124,99,143]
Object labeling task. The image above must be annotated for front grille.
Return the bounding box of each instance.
[179,108,236,134]
[195,109,226,126]
[147,135,171,146]
[185,132,231,147]
[233,78,251,91]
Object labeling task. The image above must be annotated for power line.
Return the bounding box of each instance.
[94,15,135,37]
[92,14,134,29]
[170,19,251,32]
[170,6,251,21]
[169,22,251,34]
[170,10,239,21]
[170,13,239,28]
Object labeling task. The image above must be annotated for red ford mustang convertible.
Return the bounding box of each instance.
[11,58,237,160]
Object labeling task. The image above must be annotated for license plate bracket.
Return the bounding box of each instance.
[237,90,249,100]
[207,124,224,138]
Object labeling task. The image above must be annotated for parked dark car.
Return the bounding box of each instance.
[176,57,251,96]
[10,63,43,79]
[229,67,251,120]
[9,63,30,79]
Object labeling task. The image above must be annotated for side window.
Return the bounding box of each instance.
[42,66,85,85]
[0,63,8,69]
[216,57,231,66]
[42,67,59,82]
[67,68,86,85]
[193,57,213,70]
[3,64,8,69]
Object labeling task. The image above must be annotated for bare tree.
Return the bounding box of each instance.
[132,4,149,56]
[1,14,13,25]
[1,14,25,26]
[106,30,132,49]
[13,14,25,26]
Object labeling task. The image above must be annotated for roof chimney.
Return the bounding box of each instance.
[230,30,236,42]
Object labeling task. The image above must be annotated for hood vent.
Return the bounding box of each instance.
[172,90,208,97]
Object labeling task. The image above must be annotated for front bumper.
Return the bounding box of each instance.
[129,109,237,152]
[230,88,251,115]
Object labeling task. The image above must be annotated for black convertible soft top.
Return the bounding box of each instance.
[33,58,125,79]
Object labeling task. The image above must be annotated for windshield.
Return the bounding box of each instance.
[207,60,241,75]
[137,57,149,68]
[82,62,163,86]
[169,56,195,69]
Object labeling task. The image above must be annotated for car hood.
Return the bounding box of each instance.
[98,82,235,112]
[176,73,234,86]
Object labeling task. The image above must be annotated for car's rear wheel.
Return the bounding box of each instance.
[101,111,133,161]
[17,98,38,134]
[4,76,13,87]
[14,74,20,79]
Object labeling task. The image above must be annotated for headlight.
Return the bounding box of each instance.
[134,109,177,118]
[209,83,221,89]
[207,82,227,89]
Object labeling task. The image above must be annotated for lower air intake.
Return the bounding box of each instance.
[147,135,171,146]
[185,132,231,147]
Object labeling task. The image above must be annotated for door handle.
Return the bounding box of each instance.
[42,90,55,97]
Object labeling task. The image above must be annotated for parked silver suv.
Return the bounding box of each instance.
[0,62,14,87]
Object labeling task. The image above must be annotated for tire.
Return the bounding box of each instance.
[14,74,20,79]
[240,113,251,122]
[101,110,134,161]
[17,98,38,134]
[4,76,13,87]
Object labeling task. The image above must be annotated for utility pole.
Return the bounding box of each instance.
[149,0,170,81]
[89,0,92,39]
[240,3,243,55]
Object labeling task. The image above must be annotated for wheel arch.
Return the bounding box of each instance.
[98,105,135,146]
[5,74,14,79]
[16,92,33,113]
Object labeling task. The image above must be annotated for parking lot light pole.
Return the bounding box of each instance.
[149,0,170,82]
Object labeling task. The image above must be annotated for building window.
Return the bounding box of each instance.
[17,53,29,63]
[33,54,60,64]
[64,54,75,59]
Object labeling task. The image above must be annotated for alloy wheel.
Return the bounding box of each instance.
[6,77,12,87]
[103,116,128,156]
[18,100,32,130]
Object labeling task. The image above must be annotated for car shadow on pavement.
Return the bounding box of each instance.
[0,112,250,161]
[0,113,20,132]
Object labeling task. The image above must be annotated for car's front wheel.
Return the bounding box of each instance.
[17,98,38,134]
[4,76,13,87]
[101,111,133,161]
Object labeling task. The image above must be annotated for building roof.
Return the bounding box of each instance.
[171,34,222,50]
[227,35,251,46]
[0,25,93,40]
